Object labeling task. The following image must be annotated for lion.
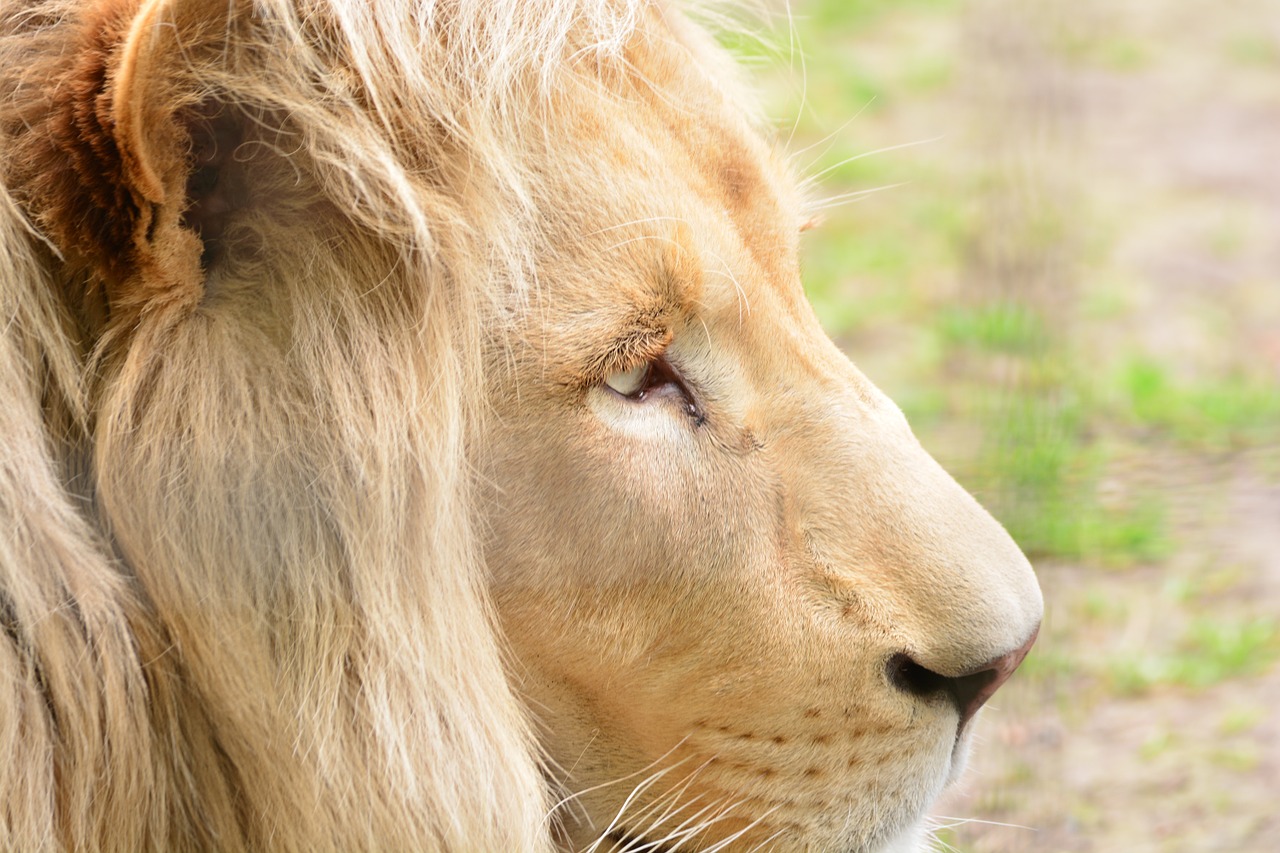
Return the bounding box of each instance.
[0,0,1042,851]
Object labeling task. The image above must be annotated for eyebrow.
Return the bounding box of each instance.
[578,303,675,382]
[551,221,704,387]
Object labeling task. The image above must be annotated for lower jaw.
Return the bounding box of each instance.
[870,820,928,853]
[594,746,959,853]
[607,820,928,853]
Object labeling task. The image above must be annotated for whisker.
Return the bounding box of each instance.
[788,97,877,164]
[805,182,907,213]
[623,795,718,852]
[602,234,684,254]
[552,737,693,832]
[587,215,690,236]
[930,814,1040,832]
[577,749,696,853]
[800,136,943,186]
[700,247,751,321]
[699,804,782,852]
[782,1,808,153]
[656,797,729,848]
[603,758,718,848]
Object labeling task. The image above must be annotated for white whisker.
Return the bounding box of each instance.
[930,814,1040,832]
[587,216,690,237]
[782,1,807,153]
[806,182,908,213]
[800,136,943,186]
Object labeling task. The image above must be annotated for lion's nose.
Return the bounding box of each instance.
[886,624,1039,731]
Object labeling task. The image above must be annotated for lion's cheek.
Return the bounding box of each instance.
[486,402,733,591]
[485,403,958,849]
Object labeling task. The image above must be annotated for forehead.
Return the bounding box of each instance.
[523,33,807,322]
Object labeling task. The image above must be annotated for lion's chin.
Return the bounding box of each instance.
[871,822,929,853]
[607,826,931,853]
[867,726,973,853]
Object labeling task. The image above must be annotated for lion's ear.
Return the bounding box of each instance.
[110,0,188,209]
[27,0,231,316]
[105,0,233,314]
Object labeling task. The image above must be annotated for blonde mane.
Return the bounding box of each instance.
[0,1,694,849]
[2,2,1049,850]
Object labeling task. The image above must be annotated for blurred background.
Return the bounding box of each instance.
[739,0,1280,850]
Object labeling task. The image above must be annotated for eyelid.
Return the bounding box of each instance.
[582,325,671,387]
[604,362,648,396]
[601,353,704,425]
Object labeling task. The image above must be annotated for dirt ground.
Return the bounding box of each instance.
[939,454,1280,852]
[937,3,1280,851]
[936,461,1280,845]
[774,1,1280,850]
[940,4,1277,851]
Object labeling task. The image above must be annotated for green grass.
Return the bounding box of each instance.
[801,193,957,337]
[999,492,1170,566]
[1209,746,1261,773]
[1056,27,1156,72]
[1166,564,1249,603]
[788,0,1276,572]
[1224,33,1280,68]
[1107,617,1280,696]
[937,301,1047,353]
[929,827,973,853]
[1016,645,1076,682]
[971,388,1170,564]
[926,331,1275,563]
[900,54,954,93]
[805,0,961,30]
[1093,38,1154,71]
[1218,704,1265,736]
[763,1,1280,847]
[1078,586,1128,624]
[1116,358,1280,449]
[1139,730,1177,761]
[804,219,919,285]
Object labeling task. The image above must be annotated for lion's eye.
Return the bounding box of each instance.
[602,358,704,424]
[604,363,649,397]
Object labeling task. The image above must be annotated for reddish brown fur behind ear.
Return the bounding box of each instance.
[8,0,205,320]
[14,0,141,279]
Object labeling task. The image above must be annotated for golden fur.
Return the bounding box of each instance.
[0,1,1042,851]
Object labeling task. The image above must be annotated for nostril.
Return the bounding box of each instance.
[886,653,949,698]
[886,654,997,727]
[886,624,1040,731]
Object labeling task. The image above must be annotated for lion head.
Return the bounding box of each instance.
[0,1,1041,852]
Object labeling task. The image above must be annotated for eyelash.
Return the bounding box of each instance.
[603,357,704,425]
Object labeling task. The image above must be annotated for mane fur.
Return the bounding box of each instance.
[0,1,745,849]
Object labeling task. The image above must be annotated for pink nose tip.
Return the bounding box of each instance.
[887,624,1040,731]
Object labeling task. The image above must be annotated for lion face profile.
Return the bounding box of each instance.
[1,2,1041,852]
